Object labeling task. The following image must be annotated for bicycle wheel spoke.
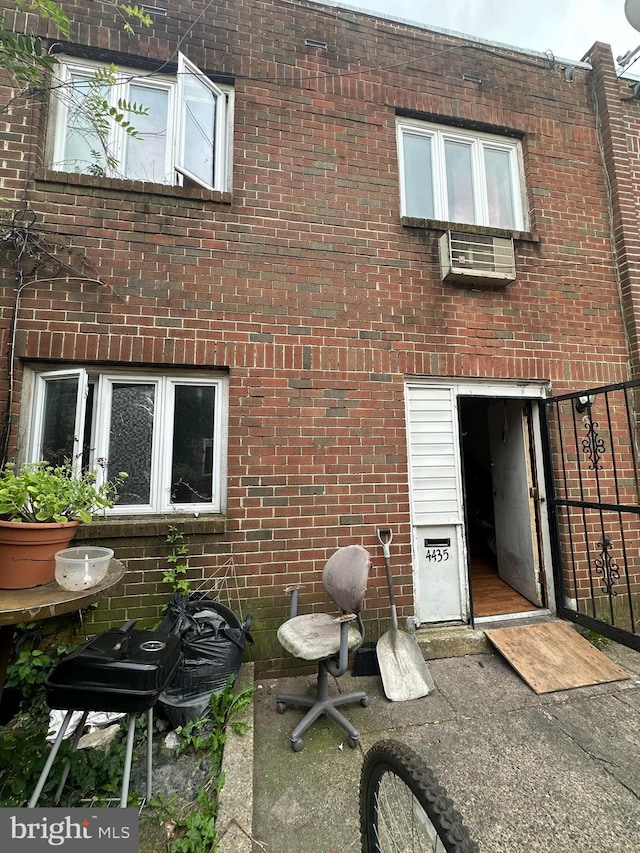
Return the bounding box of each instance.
[374,770,446,852]
[360,740,479,853]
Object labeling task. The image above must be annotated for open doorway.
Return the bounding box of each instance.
[459,397,547,620]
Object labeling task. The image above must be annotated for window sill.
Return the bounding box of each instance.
[34,169,232,204]
[401,217,540,243]
[75,515,227,541]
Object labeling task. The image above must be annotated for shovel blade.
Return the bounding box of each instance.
[377,629,435,702]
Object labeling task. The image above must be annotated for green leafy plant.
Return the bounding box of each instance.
[68,64,148,173]
[2,1,149,92]
[1,0,150,173]
[171,781,221,853]
[0,712,132,807]
[0,28,57,85]
[174,718,209,757]
[0,461,127,523]
[162,525,192,596]
[0,716,58,806]
[582,628,610,650]
[152,678,255,852]
[4,620,77,713]
[0,1,71,89]
[15,0,72,34]
[5,645,68,709]
[0,625,135,807]
[209,677,255,740]
[118,3,153,33]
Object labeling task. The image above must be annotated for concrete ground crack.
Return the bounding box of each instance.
[540,698,640,802]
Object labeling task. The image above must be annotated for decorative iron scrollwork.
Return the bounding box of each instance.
[593,536,620,596]
[581,416,606,470]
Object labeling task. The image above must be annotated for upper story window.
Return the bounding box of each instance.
[397,119,527,231]
[23,367,228,515]
[49,53,233,192]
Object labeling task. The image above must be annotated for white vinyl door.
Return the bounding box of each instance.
[406,385,466,622]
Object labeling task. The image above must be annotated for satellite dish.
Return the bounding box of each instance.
[625,0,640,32]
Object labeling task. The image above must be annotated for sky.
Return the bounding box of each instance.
[320,0,640,66]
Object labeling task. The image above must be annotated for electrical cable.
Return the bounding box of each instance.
[0,210,107,465]
[0,214,621,274]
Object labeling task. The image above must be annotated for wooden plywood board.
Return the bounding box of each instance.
[485,621,629,694]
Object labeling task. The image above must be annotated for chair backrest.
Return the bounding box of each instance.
[323,545,371,614]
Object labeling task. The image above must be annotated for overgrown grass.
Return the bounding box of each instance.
[578,627,610,650]
[0,636,254,852]
[149,679,254,852]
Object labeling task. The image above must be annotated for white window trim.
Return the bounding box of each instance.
[50,54,234,192]
[176,53,229,191]
[163,377,226,512]
[22,367,228,516]
[28,367,88,476]
[397,118,528,231]
[94,374,162,514]
[125,74,176,185]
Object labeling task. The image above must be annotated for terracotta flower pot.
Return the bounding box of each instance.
[0,520,80,589]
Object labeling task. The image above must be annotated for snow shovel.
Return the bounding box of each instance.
[376,528,435,702]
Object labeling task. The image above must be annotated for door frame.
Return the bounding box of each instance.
[406,377,555,626]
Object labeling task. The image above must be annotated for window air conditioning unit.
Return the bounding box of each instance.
[439,231,516,286]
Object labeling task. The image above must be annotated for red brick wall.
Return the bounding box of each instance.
[0,0,633,672]
[588,43,640,374]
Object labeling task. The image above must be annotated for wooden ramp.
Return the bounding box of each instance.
[485,621,629,694]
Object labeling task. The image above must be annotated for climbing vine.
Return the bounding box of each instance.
[0,0,151,465]
[163,525,192,597]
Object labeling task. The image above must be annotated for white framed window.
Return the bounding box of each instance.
[397,119,527,230]
[24,368,228,515]
[49,53,233,191]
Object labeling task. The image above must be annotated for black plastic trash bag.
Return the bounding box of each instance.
[157,592,253,727]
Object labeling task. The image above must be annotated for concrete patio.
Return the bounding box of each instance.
[217,635,640,852]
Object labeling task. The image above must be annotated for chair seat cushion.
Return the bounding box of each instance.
[277,613,362,661]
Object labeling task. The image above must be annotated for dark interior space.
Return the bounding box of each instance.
[459,398,542,618]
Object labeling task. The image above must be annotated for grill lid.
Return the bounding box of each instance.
[45,620,182,712]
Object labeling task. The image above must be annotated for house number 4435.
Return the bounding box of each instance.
[424,548,450,562]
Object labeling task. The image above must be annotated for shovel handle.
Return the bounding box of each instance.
[377,527,393,559]
[377,528,397,615]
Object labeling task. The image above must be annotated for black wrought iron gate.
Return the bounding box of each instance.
[541,380,640,651]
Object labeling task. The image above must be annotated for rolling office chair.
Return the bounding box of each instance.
[275,544,372,752]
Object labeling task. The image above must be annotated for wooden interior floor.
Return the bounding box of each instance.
[471,551,542,618]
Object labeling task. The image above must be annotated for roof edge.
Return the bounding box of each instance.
[299,0,593,69]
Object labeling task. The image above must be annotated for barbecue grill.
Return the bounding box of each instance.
[29,620,182,808]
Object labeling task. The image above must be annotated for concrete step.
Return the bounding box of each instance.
[414,624,489,659]
[414,612,558,660]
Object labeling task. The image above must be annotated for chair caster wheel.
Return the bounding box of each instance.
[291,738,304,752]
[360,696,370,707]
[348,735,359,749]
[276,702,287,714]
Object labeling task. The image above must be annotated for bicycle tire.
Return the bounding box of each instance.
[360,739,480,853]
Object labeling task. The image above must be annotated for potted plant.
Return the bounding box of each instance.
[0,461,125,589]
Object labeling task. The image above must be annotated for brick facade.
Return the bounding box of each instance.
[0,1,637,673]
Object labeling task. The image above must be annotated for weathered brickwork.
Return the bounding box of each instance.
[0,1,637,673]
